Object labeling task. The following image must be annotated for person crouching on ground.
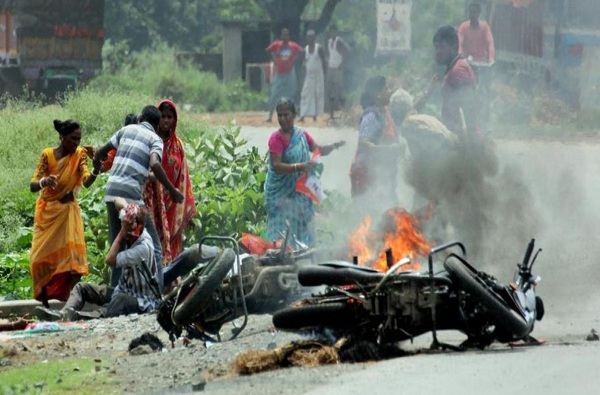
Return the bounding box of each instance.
[42,198,161,320]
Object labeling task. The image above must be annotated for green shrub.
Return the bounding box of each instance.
[186,123,268,240]
[225,80,269,112]
[62,89,154,139]
[77,175,111,284]
[0,104,268,297]
[90,42,265,112]
[0,193,35,253]
[0,252,31,299]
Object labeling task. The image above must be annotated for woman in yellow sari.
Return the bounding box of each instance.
[30,119,101,307]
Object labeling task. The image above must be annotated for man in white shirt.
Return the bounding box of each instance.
[326,24,351,120]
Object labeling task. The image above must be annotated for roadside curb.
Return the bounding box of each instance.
[0,299,65,318]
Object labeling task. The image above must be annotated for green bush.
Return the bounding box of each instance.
[62,89,154,139]
[0,95,268,297]
[91,42,265,112]
[186,123,268,240]
[0,252,31,299]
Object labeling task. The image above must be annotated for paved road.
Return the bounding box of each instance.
[236,125,600,394]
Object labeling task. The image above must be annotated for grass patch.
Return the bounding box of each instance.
[0,357,119,394]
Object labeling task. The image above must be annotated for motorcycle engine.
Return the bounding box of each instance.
[156,297,181,342]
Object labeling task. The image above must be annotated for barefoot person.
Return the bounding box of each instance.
[265,98,345,246]
[415,26,478,140]
[350,77,405,210]
[40,199,161,321]
[326,24,351,120]
[299,30,326,122]
[266,28,303,123]
[29,119,100,307]
[153,100,196,263]
[93,105,184,291]
[458,2,495,124]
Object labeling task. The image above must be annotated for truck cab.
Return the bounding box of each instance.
[0,0,104,98]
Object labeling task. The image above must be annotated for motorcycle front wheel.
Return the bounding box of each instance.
[273,302,359,331]
[172,248,236,326]
[444,256,530,340]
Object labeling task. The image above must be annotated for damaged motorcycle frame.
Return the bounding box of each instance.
[273,239,545,350]
[157,230,315,344]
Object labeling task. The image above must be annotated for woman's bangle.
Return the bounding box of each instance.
[293,163,298,172]
[38,178,44,189]
[91,168,100,177]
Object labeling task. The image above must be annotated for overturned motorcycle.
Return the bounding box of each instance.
[157,230,315,345]
[273,239,545,350]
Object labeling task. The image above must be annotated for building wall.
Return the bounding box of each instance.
[222,25,242,82]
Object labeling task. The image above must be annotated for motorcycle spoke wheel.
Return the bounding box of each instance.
[172,248,236,327]
[444,256,529,340]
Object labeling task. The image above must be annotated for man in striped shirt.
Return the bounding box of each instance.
[94,105,184,289]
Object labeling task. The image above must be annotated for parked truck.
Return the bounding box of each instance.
[0,0,104,97]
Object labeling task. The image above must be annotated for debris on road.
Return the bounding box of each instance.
[128,332,164,353]
[586,329,599,341]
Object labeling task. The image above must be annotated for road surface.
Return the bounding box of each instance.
[227,125,600,394]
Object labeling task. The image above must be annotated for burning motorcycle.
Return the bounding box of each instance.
[272,239,544,350]
[157,229,315,345]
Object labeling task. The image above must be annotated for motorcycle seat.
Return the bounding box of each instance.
[298,263,384,287]
[318,261,381,273]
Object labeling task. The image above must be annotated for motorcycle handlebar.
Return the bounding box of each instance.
[521,238,535,270]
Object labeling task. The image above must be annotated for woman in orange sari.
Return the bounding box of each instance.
[30,119,100,307]
[154,100,196,263]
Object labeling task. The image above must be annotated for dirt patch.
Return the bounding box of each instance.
[0,314,304,394]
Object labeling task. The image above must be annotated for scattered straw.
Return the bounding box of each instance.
[234,350,281,375]
[287,345,340,367]
[234,341,340,375]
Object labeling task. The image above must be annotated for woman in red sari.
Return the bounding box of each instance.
[155,100,196,263]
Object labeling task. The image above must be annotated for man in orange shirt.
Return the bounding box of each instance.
[458,2,495,124]
[458,2,495,64]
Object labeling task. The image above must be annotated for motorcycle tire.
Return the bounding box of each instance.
[273,302,358,331]
[172,248,236,326]
[444,256,530,339]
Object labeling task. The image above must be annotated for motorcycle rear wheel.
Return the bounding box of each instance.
[172,248,236,326]
[273,302,358,330]
[444,256,530,340]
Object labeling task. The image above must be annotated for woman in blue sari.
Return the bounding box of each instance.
[265,98,345,246]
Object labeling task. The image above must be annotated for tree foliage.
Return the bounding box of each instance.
[104,0,342,51]
[255,0,341,38]
[105,0,233,52]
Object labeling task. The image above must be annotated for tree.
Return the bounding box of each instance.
[254,0,342,40]
[103,0,344,52]
[104,0,224,52]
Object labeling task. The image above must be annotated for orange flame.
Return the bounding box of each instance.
[348,208,431,272]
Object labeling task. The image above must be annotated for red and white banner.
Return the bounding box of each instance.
[376,0,412,56]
